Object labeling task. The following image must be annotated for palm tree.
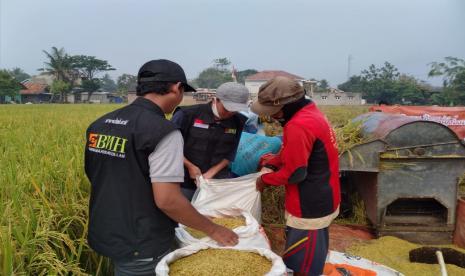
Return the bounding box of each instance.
[39,47,77,102]
[40,47,70,80]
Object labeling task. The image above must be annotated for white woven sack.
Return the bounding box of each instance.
[325,250,405,276]
[192,173,262,222]
[175,208,269,249]
[155,243,286,276]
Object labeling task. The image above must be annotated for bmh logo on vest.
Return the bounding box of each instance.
[88,133,128,158]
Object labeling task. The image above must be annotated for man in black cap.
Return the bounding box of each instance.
[171,82,249,200]
[85,59,238,275]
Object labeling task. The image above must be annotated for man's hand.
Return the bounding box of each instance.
[187,164,201,180]
[203,159,230,180]
[256,176,266,192]
[258,152,281,171]
[260,167,274,174]
[153,183,238,246]
[202,169,216,180]
[207,224,239,246]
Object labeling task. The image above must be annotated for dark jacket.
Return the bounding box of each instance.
[172,103,246,189]
[85,97,177,261]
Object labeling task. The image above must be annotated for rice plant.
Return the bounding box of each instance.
[0,104,118,275]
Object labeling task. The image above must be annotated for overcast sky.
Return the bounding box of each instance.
[1,0,464,86]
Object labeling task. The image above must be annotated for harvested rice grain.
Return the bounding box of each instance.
[169,249,272,276]
[348,236,465,276]
[185,217,246,239]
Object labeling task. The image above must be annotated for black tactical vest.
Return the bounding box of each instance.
[177,103,246,189]
[85,97,177,261]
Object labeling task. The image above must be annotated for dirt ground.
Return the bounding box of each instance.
[329,224,375,251]
[264,224,375,256]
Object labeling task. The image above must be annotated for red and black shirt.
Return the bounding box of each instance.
[261,103,341,219]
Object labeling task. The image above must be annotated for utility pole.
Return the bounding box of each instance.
[347,54,353,80]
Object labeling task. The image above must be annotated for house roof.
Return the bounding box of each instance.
[245,70,304,81]
[19,80,48,95]
[18,82,28,90]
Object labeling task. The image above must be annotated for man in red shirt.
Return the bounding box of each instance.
[251,76,340,276]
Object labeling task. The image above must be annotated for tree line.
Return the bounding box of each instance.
[191,57,465,106]
[0,47,137,103]
[1,48,464,105]
[338,58,465,105]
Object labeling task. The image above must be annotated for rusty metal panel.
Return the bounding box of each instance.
[352,172,379,224]
[355,112,419,140]
[385,122,459,147]
[339,140,385,172]
[355,113,460,146]
[380,142,465,159]
[377,159,462,225]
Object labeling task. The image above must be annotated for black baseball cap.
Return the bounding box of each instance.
[137,59,196,92]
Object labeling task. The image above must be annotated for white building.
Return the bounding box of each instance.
[67,92,119,103]
[311,88,364,105]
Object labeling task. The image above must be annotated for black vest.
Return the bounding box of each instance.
[85,97,177,261]
[178,103,246,189]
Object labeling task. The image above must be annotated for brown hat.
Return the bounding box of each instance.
[251,76,305,116]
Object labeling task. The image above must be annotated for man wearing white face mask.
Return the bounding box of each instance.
[171,82,249,200]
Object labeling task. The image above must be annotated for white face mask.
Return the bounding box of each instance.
[212,99,221,119]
